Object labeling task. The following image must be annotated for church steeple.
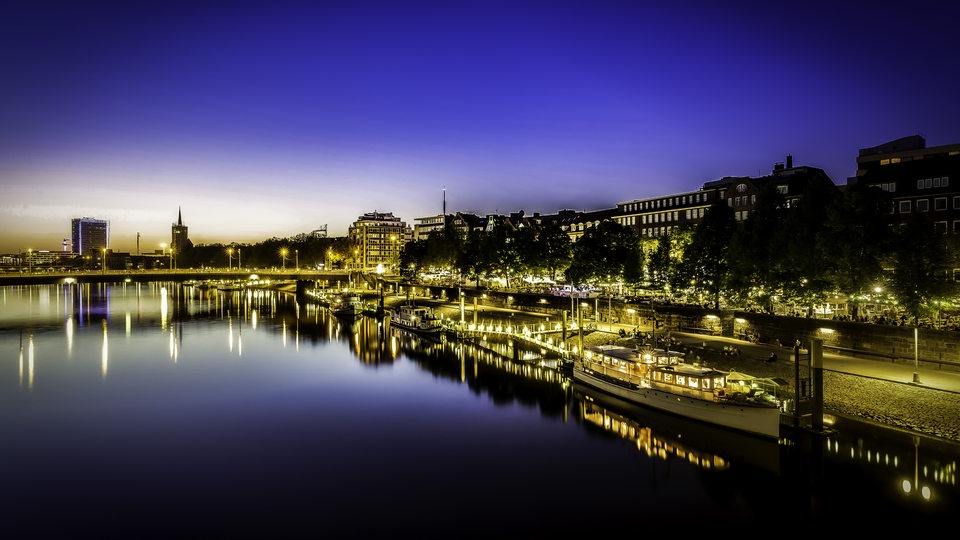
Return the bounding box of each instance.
[172,207,189,259]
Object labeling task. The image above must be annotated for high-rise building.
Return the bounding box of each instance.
[71,217,109,258]
[348,212,410,273]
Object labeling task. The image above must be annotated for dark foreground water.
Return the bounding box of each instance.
[1,282,957,536]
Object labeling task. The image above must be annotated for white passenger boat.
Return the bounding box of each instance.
[389,304,442,334]
[572,345,782,439]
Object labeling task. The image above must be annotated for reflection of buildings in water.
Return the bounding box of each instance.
[397,330,570,417]
[352,316,399,365]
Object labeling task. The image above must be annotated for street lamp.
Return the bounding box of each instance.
[227,247,234,270]
[279,247,288,271]
[101,248,106,274]
[390,234,397,273]
[295,249,299,272]
[160,243,167,270]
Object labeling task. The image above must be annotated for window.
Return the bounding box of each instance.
[776,185,788,194]
[918,199,929,212]
[935,197,947,211]
[935,222,947,235]
[955,196,960,209]
[954,221,960,234]
[899,200,912,213]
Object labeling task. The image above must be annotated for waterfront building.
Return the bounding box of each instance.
[413,214,450,240]
[348,211,411,273]
[615,154,836,238]
[846,135,960,235]
[70,217,109,260]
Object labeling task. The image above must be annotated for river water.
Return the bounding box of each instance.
[1,282,957,535]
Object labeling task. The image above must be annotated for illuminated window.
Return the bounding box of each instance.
[676,375,685,386]
[899,200,912,213]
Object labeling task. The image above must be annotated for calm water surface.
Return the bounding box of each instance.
[1,282,957,536]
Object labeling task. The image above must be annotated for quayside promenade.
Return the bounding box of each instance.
[368,291,960,445]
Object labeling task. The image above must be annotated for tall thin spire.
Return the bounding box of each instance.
[177,206,183,226]
[442,187,446,215]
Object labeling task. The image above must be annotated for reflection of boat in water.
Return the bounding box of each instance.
[573,345,782,439]
[574,387,781,474]
[389,303,442,334]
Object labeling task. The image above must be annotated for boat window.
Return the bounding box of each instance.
[675,375,684,386]
[688,377,699,389]
[663,372,673,383]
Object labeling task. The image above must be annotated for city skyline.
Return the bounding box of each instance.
[3,0,959,254]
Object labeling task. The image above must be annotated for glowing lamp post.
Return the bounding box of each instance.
[227,247,234,270]
[279,247,288,271]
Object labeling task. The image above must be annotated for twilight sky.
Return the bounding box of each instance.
[2,0,959,254]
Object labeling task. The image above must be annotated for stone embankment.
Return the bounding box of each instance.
[380,296,960,444]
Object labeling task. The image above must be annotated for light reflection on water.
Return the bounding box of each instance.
[0,282,957,535]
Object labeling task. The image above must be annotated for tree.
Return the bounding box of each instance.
[565,221,642,288]
[532,222,573,282]
[727,184,786,311]
[776,171,840,314]
[822,182,892,317]
[683,199,735,308]
[890,213,955,325]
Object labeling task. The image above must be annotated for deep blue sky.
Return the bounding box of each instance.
[2,0,958,253]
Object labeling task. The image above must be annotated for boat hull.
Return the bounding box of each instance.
[572,366,781,439]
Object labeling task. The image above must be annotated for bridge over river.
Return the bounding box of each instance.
[0,269,357,287]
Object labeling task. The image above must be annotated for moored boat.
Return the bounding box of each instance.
[389,303,442,334]
[572,345,782,439]
[330,294,363,318]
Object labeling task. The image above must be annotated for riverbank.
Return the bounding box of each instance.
[306,290,960,445]
[572,329,960,444]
